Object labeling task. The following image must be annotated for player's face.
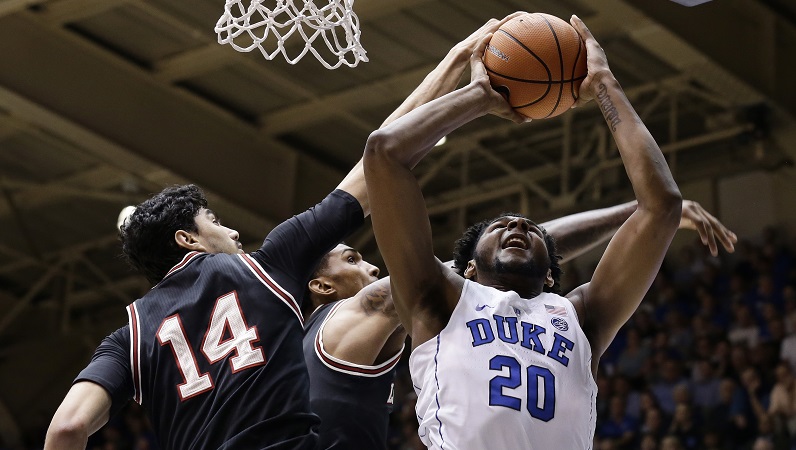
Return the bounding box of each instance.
[322,244,379,300]
[193,209,243,255]
[473,215,550,279]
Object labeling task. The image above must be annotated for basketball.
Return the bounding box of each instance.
[483,13,588,119]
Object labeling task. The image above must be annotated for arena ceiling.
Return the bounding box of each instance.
[0,0,794,443]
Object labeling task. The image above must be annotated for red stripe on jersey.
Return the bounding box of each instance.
[314,301,402,377]
[164,251,202,279]
[238,254,303,325]
[127,303,143,404]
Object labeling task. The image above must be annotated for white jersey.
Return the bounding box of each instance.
[410,280,597,450]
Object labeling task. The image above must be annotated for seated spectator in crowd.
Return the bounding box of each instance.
[598,395,638,449]
[639,432,658,450]
[668,403,701,449]
[691,360,722,411]
[640,407,668,443]
[616,327,651,380]
[741,366,771,424]
[652,358,688,416]
[705,378,754,445]
[660,434,684,450]
[768,362,796,437]
[729,304,761,349]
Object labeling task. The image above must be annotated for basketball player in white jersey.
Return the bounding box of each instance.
[364,16,686,449]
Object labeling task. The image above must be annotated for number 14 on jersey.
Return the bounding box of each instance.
[157,291,266,400]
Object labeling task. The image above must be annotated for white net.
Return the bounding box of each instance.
[215,0,368,69]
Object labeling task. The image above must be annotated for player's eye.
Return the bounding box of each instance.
[347,256,356,264]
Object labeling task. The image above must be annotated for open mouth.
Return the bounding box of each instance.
[503,236,529,250]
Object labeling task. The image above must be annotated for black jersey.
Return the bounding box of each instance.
[76,190,363,450]
[303,300,402,450]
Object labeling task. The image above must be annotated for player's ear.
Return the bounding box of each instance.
[308,277,336,296]
[464,260,477,280]
[175,230,205,251]
[545,269,554,287]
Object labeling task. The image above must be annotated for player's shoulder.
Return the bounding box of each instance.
[304,302,337,332]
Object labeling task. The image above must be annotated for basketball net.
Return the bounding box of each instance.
[215,0,368,69]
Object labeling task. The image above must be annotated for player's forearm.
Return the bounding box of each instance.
[366,83,493,169]
[542,200,637,264]
[343,52,474,215]
[595,74,682,215]
[44,422,89,450]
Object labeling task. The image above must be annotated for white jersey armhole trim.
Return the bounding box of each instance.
[126,303,143,405]
[315,298,404,377]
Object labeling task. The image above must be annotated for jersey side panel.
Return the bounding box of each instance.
[304,300,398,450]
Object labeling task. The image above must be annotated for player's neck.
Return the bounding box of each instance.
[475,274,545,299]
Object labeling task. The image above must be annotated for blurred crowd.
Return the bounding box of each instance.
[19,226,796,450]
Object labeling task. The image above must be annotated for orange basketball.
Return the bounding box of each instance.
[484,13,587,120]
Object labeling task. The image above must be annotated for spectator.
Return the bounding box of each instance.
[617,327,651,380]
[768,362,796,438]
[691,360,722,410]
[668,403,701,449]
[660,434,684,450]
[640,407,668,442]
[728,304,761,349]
[598,395,638,449]
[704,378,755,446]
[652,358,688,416]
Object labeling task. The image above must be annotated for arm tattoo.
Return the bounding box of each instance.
[596,83,621,131]
[360,284,397,317]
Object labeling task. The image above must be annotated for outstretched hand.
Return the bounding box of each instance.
[679,200,737,256]
[469,34,528,124]
[569,15,612,108]
[455,12,527,56]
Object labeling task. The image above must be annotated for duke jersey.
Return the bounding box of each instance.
[303,299,403,450]
[410,280,597,450]
[76,190,364,450]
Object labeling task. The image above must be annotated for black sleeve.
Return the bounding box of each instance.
[75,325,134,418]
[252,189,364,284]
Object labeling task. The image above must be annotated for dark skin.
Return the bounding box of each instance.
[364,16,684,375]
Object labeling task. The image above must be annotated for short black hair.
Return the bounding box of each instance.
[451,212,562,294]
[120,184,207,284]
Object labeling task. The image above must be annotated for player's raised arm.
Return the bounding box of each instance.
[542,199,736,264]
[565,16,683,362]
[364,36,520,346]
[337,13,524,217]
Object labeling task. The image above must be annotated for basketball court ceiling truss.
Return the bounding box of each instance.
[0,0,794,444]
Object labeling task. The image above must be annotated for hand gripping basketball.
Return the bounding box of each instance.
[482,12,587,119]
[569,15,613,108]
[471,34,528,124]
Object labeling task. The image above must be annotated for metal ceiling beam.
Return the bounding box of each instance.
[39,0,130,24]
[0,258,66,333]
[260,64,437,135]
[0,12,310,219]
[0,0,39,18]
[0,85,277,237]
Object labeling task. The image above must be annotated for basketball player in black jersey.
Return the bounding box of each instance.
[44,160,372,446]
